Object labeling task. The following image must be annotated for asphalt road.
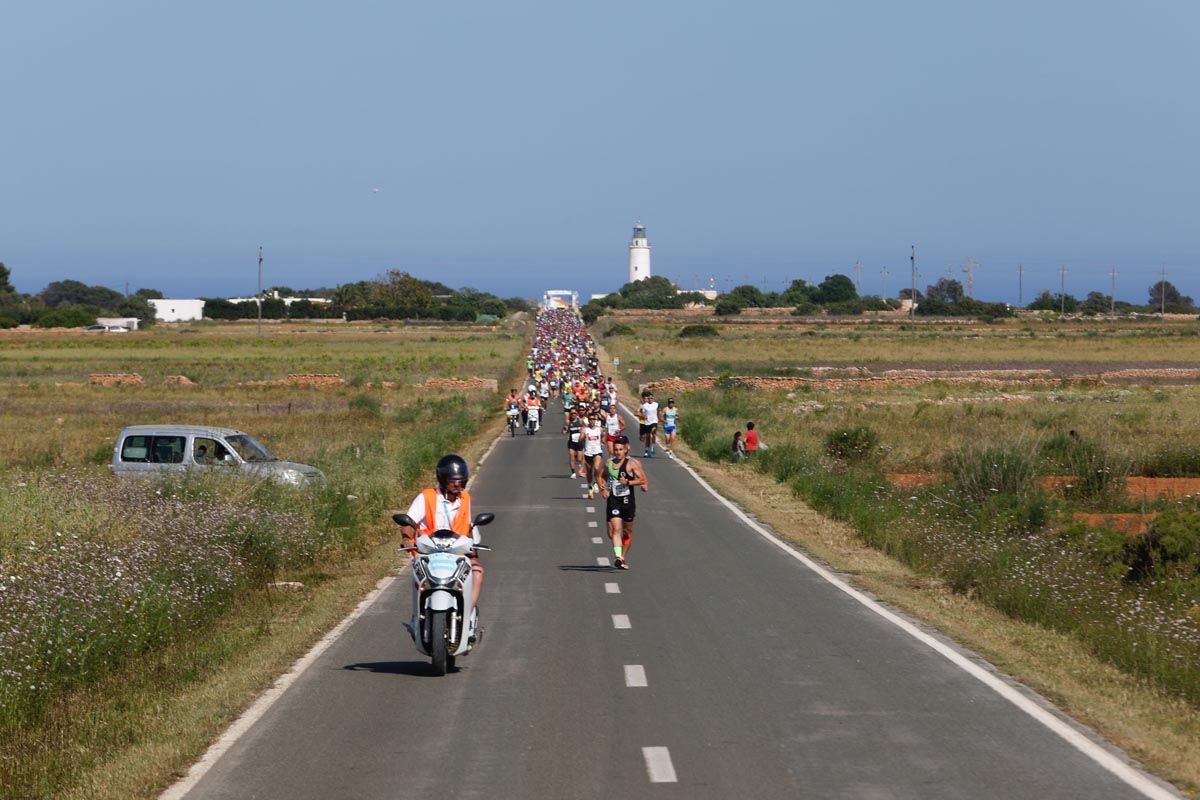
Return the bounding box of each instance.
[172,402,1173,799]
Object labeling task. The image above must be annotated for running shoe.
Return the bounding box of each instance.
[614,557,629,570]
[569,470,576,478]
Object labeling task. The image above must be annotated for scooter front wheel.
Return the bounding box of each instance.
[429,611,450,676]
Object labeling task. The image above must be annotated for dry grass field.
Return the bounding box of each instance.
[608,316,1200,380]
[0,320,527,799]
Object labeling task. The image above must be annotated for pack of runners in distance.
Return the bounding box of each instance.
[502,308,678,570]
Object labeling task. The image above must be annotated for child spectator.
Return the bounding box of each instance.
[732,430,746,462]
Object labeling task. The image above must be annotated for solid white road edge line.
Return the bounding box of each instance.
[625,664,648,687]
[639,401,1179,800]
[612,614,631,629]
[605,582,620,594]
[160,573,400,800]
[642,747,678,783]
[160,427,510,800]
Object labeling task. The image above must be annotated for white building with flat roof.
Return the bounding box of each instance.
[149,299,205,322]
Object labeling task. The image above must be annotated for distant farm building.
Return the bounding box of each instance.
[148,299,205,322]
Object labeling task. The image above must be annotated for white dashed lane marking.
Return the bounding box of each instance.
[642,747,677,783]
[612,614,631,629]
[588,521,598,528]
[605,582,620,594]
[586,506,595,513]
[596,557,611,567]
[624,665,647,687]
[591,536,603,544]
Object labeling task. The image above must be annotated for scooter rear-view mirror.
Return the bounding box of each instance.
[393,513,417,528]
[472,512,495,527]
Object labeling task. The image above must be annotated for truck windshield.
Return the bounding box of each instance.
[225,434,277,462]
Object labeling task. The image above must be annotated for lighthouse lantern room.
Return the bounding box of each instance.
[628,223,651,283]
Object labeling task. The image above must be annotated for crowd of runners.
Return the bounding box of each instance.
[502,308,676,570]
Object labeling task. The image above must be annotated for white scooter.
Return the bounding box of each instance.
[526,406,540,435]
[393,511,494,675]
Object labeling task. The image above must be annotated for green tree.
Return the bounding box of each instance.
[40,280,125,309]
[814,274,857,304]
[580,300,606,324]
[134,288,163,299]
[0,263,14,295]
[333,281,373,308]
[615,275,684,309]
[780,279,816,305]
[375,271,435,317]
[35,305,100,328]
[925,278,964,304]
[714,296,745,315]
[728,284,768,308]
[478,298,508,318]
[117,295,157,327]
[1027,290,1078,313]
[1079,291,1113,316]
[1149,280,1194,311]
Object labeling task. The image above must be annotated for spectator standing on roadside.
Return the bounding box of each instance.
[732,431,746,462]
[744,422,758,458]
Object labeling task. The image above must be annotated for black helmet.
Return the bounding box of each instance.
[435,454,469,489]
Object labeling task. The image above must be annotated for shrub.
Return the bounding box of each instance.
[34,305,99,328]
[1124,509,1200,582]
[946,444,1037,500]
[1137,446,1200,477]
[0,316,18,329]
[348,393,382,416]
[714,297,745,316]
[678,324,719,338]
[824,426,879,463]
[604,323,636,337]
[1064,442,1129,507]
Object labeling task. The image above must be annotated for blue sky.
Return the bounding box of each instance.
[2,1,1196,304]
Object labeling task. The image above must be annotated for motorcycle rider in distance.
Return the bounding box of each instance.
[525,391,542,432]
[399,454,484,612]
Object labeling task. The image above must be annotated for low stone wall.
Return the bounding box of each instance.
[89,373,144,386]
[422,377,498,391]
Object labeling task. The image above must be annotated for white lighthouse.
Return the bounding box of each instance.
[628,222,651,283]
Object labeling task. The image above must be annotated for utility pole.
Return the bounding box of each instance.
[257,246,264,337]
[1109,265,1117,315]
[910,245,917,320]
[961,257,976,298]
[854,260,862,293]
[1059,264,1068,314]
[1017,263,1024,308]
